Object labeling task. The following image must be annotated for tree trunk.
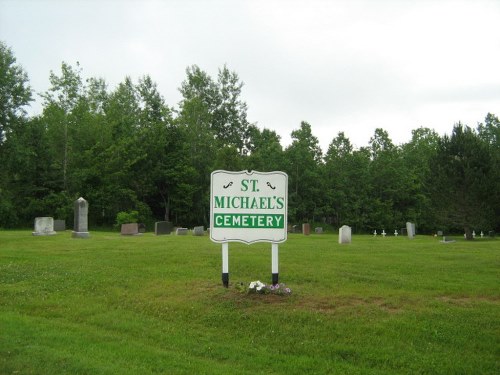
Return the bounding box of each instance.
[464,226,473,240]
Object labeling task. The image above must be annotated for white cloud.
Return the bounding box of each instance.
[1,0,499,151]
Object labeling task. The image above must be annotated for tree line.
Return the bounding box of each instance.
[1,42,499,237]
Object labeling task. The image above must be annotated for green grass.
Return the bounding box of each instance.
[1,230,498,374]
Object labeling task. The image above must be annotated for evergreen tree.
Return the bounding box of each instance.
[429,123,493,238]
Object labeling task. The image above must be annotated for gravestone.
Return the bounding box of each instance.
[338,225,351,244]
[394,230,398,237]
[121,223,139,235]
[72,197,90,238]
[315,227,323,234]
[292,225,300,233]
[406,222,415,239]
[437,230,443,236]
[382,229,386,237]
[54,219,66,231]
[138,223,146,233]
[440,236,456,243]
[302,223,310,235]
[193,226,204,236]
[32,217,57,236]
[373,230,377,236]
[401,228,407,236]
[176,227,188,235]
[155,221,173,235]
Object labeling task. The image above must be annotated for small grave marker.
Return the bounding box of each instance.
[121,223,140,235]
[193,226,204,236]
[155,221,173,235]
[338,225,351,244]
[32,217,57,236]
[176,227,188,235]
[54,219,66,231]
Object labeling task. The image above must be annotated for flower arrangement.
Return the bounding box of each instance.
[237,280,292,296]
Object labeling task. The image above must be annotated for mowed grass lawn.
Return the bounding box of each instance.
[0,230,498,374]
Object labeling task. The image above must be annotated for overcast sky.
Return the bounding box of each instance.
[1,0,499,151]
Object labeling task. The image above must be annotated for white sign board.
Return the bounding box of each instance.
[210,170,288,244]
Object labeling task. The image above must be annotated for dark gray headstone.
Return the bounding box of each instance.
[138,223,146,233]
[72,197,90,238]
[155,221,173,235]
[193,226,204,236]
[54,219,66,231]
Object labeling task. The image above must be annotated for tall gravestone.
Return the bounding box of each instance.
[32,217,57,236]
[338,225,351,244]
[72,197,90,238]
[302,223,311,235]
[406,221,415,239]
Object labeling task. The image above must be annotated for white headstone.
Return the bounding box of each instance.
[382,229,386,237]
[32,217,57,236]
[480,231,484,238]
[176,227,188,235]
[406,222,415,239]
[339,225,352,244]
[373,230,377,236]
[394,230,398,237]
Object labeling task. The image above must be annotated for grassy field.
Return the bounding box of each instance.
[0,230,498,374]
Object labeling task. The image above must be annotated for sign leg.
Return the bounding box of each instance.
[272,243,279,285]
[222,242,229,287]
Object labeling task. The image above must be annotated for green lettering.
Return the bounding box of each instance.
[215,196,225,208]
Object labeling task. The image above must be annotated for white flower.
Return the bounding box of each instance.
[249,281,256,289]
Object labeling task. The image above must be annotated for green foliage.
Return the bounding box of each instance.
[0,232,498,374]
[115,210,139,226]
[429,123,495,238]
[0,41,33,143]
[1,43,498,233]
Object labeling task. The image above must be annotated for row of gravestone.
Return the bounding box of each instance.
[339,222,418,244]
[121,222,206,236]
[32,197,89,238]
[288,222,417,240]
[289,223,323,234]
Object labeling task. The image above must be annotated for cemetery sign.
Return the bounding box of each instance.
[210,170,288,244]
